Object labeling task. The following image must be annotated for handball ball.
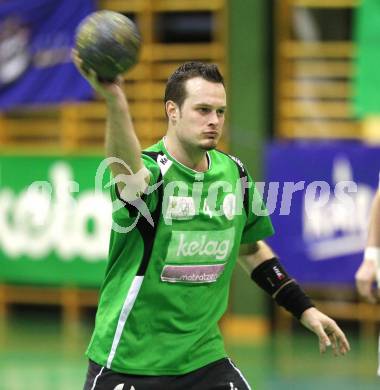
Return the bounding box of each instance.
[75,10,141,82]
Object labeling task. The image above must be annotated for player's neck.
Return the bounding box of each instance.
[164,136,208,172]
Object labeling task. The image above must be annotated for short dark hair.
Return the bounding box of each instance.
[164,61,224,109]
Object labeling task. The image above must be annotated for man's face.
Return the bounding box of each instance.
[174,77,226,151]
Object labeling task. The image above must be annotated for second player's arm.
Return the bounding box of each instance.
[355,189,380,302]
[366,190,380,247]
[239,242,350,355]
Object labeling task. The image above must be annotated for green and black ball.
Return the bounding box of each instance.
[75,10,141,82]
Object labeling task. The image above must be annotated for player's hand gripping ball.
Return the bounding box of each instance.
[75,10,141,82]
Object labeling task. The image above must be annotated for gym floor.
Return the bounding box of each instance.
[0,308,378,390]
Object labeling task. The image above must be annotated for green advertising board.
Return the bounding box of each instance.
[0,155,110,287]
[355,0,380,116]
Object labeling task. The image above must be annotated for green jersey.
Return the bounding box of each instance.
[86,139,274,375]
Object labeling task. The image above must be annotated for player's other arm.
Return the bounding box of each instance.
[239,242,350,356]
[355,189,380,303]
[72,50,149,200]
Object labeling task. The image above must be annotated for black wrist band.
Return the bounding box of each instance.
[274,282,314,319]
[250,257,291,295]
[251,257,314,319]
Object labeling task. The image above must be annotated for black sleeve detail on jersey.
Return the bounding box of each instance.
[142,151,161,161]
[113,151,164,276]
[235,161,249,218]
[137,151,164,276]
[217,150,249,218]
[115,184,143,217]
[114,150,160,216]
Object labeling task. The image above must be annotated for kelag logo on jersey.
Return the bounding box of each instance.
[161,227,235,284]
[166,227,235,262]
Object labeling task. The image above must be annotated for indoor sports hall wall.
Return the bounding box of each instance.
[0,0,270,318]
[0,0,379,327]
[1,1,380,389]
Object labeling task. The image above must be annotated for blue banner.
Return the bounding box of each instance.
[265,142,379,285]
[0,0,94,110]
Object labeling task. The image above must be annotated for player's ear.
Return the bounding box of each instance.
[166,100,178,124]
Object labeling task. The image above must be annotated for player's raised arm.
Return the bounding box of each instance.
[356,189,380,303]
[72,11,150,201]
[239,241,350,356]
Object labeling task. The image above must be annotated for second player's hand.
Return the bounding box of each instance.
[355,258,378,304]
[71,49,125,103]
[300,307,350,356]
